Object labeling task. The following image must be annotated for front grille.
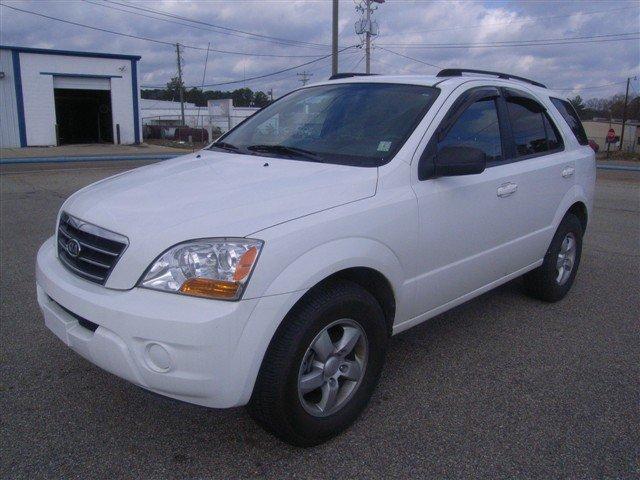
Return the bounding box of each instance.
[57,212,128,285]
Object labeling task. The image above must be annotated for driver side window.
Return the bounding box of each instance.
[439,98,503,162]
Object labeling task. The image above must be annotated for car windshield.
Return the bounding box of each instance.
[210,83,439,166]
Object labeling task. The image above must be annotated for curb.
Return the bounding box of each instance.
[596,163,640,172]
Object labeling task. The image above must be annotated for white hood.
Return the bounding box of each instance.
[62,150,377,289]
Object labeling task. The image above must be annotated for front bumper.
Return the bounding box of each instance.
[36,236,301,408]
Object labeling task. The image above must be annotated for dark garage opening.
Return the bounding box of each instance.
[54,89,113,145]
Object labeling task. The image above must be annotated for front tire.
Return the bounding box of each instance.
[248,280,388,447]
[523,213,583,302]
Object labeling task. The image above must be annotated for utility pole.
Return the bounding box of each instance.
[332,0,339,76]
[619,76,635,151]
[175,43,185,126]
[355,0,384,74]
[267,88,274,102]
[365,0,371,74]
[297,71,313,86]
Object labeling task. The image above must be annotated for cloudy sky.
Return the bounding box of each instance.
[1,0,638,98]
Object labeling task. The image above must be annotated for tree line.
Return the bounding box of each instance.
[141,77,272,108]
[569,93,640,122]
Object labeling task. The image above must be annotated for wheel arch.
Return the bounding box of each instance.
[566,201,588,232]
[553,186,590,233]
[292,266,396,336]
[235,237,407,405]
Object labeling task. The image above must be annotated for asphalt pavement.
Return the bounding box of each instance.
[1,163,638,479]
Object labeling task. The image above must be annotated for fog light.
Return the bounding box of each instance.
[145,343,172,372]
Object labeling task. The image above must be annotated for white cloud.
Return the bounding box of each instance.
[0,0,638,98]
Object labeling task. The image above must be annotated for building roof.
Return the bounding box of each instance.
[141,99,197,109]
[0,45,141,61]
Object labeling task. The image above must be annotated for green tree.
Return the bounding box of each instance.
[166,76,184,102]
[253,91,271,108]
[569,95,586,118]
[231,88,254,107]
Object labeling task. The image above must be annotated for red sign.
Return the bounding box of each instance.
[606,128,616,142]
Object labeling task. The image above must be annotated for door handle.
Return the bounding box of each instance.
[497,182,518,198]
[562,166,575,178]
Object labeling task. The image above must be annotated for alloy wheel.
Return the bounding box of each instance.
[556,232,577,285]
[297,318,368,417]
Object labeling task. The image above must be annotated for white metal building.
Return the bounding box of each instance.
[0,45,141,148]
[141,98,199,122]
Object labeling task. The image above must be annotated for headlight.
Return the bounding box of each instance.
[139,238,263,300]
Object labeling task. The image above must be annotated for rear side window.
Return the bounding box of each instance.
[438,98,502,162]
[544,115,562,150]
[550,98,589,145]
[506,96,563,157]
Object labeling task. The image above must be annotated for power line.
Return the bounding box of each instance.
[83,0,328,50]
[0,3,327,58]
[376,46,441,69]
[378,31,640,48]
[102,0,329,49]
[351,54,366,71]
[375,36,639,50]
[397,4,640,35]
[554,81,629,91]
[142,45,358,89]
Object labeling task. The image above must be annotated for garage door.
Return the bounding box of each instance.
[53,76,110,90]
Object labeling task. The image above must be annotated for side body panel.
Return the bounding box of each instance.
[406,80,586,321]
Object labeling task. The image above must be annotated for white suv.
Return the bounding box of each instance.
[36,69,596,446]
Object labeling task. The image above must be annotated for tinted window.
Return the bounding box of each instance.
[507,97,562,156]
[439,98,502,161]
[214,83,439,167]
[551,98,589,145]
[543,114,562,150]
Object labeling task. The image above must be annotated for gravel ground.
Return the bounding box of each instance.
[1,163,638,479]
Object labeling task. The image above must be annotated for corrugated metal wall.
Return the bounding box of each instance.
[0,49,21,148]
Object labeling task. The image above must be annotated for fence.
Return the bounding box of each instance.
[142,114,252,144]
[587,136,639,154]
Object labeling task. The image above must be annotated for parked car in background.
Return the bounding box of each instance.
[588,139,600,153]
[37,69,595,446]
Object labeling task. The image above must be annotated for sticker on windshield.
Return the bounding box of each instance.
[377,141,392,152]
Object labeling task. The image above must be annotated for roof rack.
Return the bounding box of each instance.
[328,73,378,80]
[436,68,547,89]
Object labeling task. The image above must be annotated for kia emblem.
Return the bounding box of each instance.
[66,239,81,257]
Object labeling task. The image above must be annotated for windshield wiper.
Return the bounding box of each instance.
[246,144,322,161]
[209,141,240,152]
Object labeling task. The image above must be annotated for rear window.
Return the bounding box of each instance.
[551,98,589,146]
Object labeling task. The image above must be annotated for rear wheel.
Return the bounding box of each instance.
[523,213,583,302]
[248,280,388,447]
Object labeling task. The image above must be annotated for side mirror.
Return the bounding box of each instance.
[435,146,487,177]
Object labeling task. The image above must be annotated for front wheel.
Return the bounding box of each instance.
[523,213,583,302]
[248,280,388,447]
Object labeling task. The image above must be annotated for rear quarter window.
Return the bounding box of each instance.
[550,98,589,146]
